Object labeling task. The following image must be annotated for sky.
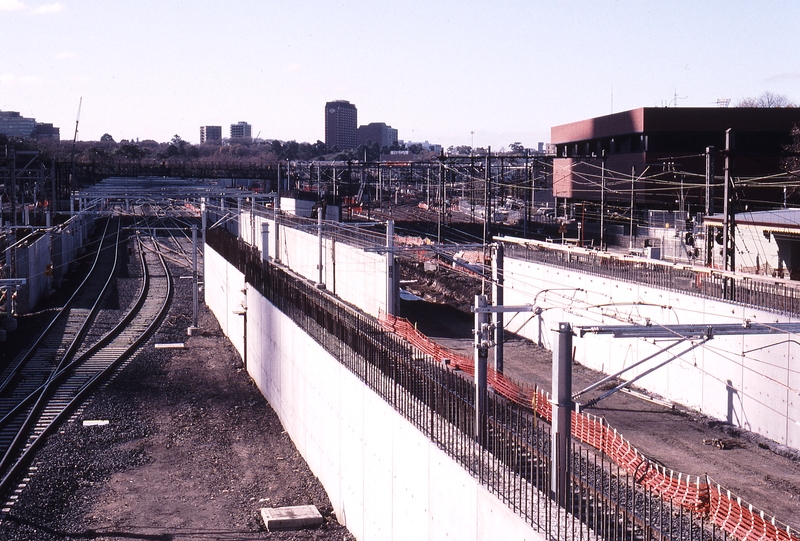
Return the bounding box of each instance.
[2,0,800,149]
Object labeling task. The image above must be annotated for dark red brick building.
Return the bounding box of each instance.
[551,107,800,210]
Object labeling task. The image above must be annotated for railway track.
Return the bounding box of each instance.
[0,224,173,511]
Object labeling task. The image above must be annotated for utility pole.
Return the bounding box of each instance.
[492,243,504,373]
[472,299,538,449]
[629,166,635,250]
[600,150,606,250]
[523,151,530,237]
[188,225,200,336]
[316,210,325,289]
[551,322,573,507]
[483,148,491,245]
[437,154,444,244]
[474,294,490,446]
[722,129,735,299]
[10,148,16,228]
[705,146,715,267]
[386,220,396,316]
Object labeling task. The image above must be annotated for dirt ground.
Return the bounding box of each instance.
[398,295,800,531]
[0,243,354,541]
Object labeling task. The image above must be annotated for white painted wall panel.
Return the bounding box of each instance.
[503,255,800,448]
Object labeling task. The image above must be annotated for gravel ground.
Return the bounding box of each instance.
[0,235,354,541]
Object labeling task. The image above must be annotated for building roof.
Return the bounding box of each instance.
[552,107,800,144]
[706,208,800,230]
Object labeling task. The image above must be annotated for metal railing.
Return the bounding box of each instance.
[503,240,800,319]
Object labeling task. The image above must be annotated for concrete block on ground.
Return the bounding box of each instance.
[261,505,324,531]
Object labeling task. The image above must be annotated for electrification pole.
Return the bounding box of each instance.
[492,244,504,373]
[600,150,606,250]
[705,146,715,267]
[551,322,573,507]
[722,129,735,299]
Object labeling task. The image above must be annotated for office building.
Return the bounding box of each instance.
[357,122,398,148]
[230,121,252,139]
[200,125,222,143]
[0,110,59,140]
[325,100,357,150]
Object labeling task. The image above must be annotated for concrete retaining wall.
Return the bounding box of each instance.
[503,255,800,449]
[7,213,94,314]
[239,210,389,318]
[205,246,543,541]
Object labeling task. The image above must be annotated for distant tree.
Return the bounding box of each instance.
[782,124,800,178]
[283,140,300,161]
[298,142,319,160]
[312,140,327,157]
[100,133,115,142]
[117,143,146,160]
[508,142,525,153]
[408,143,423,155]
[170,134,188,154]
[368,142,380,161]
[447,145,473,155]
[737,91,796,108]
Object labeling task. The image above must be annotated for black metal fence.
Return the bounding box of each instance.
[207,228,732,541]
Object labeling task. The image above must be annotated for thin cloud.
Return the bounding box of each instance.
[0,73,46,84]
[765,72,800,83]
[0,0,26,11]
[31,2,64,14]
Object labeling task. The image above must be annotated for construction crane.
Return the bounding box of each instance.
[69,97,82,193]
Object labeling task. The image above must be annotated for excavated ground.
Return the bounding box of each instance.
[398,284,800,532]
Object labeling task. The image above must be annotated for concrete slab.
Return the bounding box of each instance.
[260,505,324,531]
[154,342,186,349]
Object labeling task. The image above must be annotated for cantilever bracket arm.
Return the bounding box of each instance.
[582,338,709,409]
[573,339,685,400]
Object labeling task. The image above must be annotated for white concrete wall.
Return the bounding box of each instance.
[204,246,544,541]
[240,210,389,318]
[15,232,51,313]
[502,254,800,449]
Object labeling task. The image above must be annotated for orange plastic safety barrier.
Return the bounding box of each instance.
[379,313,800,541]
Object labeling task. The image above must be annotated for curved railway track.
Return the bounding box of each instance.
[0,224,173,509]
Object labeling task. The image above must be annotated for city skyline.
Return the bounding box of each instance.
[2,1,799,149]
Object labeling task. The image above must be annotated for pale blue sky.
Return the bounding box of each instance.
[2,0,799,148]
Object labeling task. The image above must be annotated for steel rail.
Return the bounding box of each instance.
[0,228,173,502]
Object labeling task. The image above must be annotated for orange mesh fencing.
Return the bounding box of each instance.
[379,313,799,541]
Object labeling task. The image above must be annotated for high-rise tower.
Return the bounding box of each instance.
[325,100,357,150]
